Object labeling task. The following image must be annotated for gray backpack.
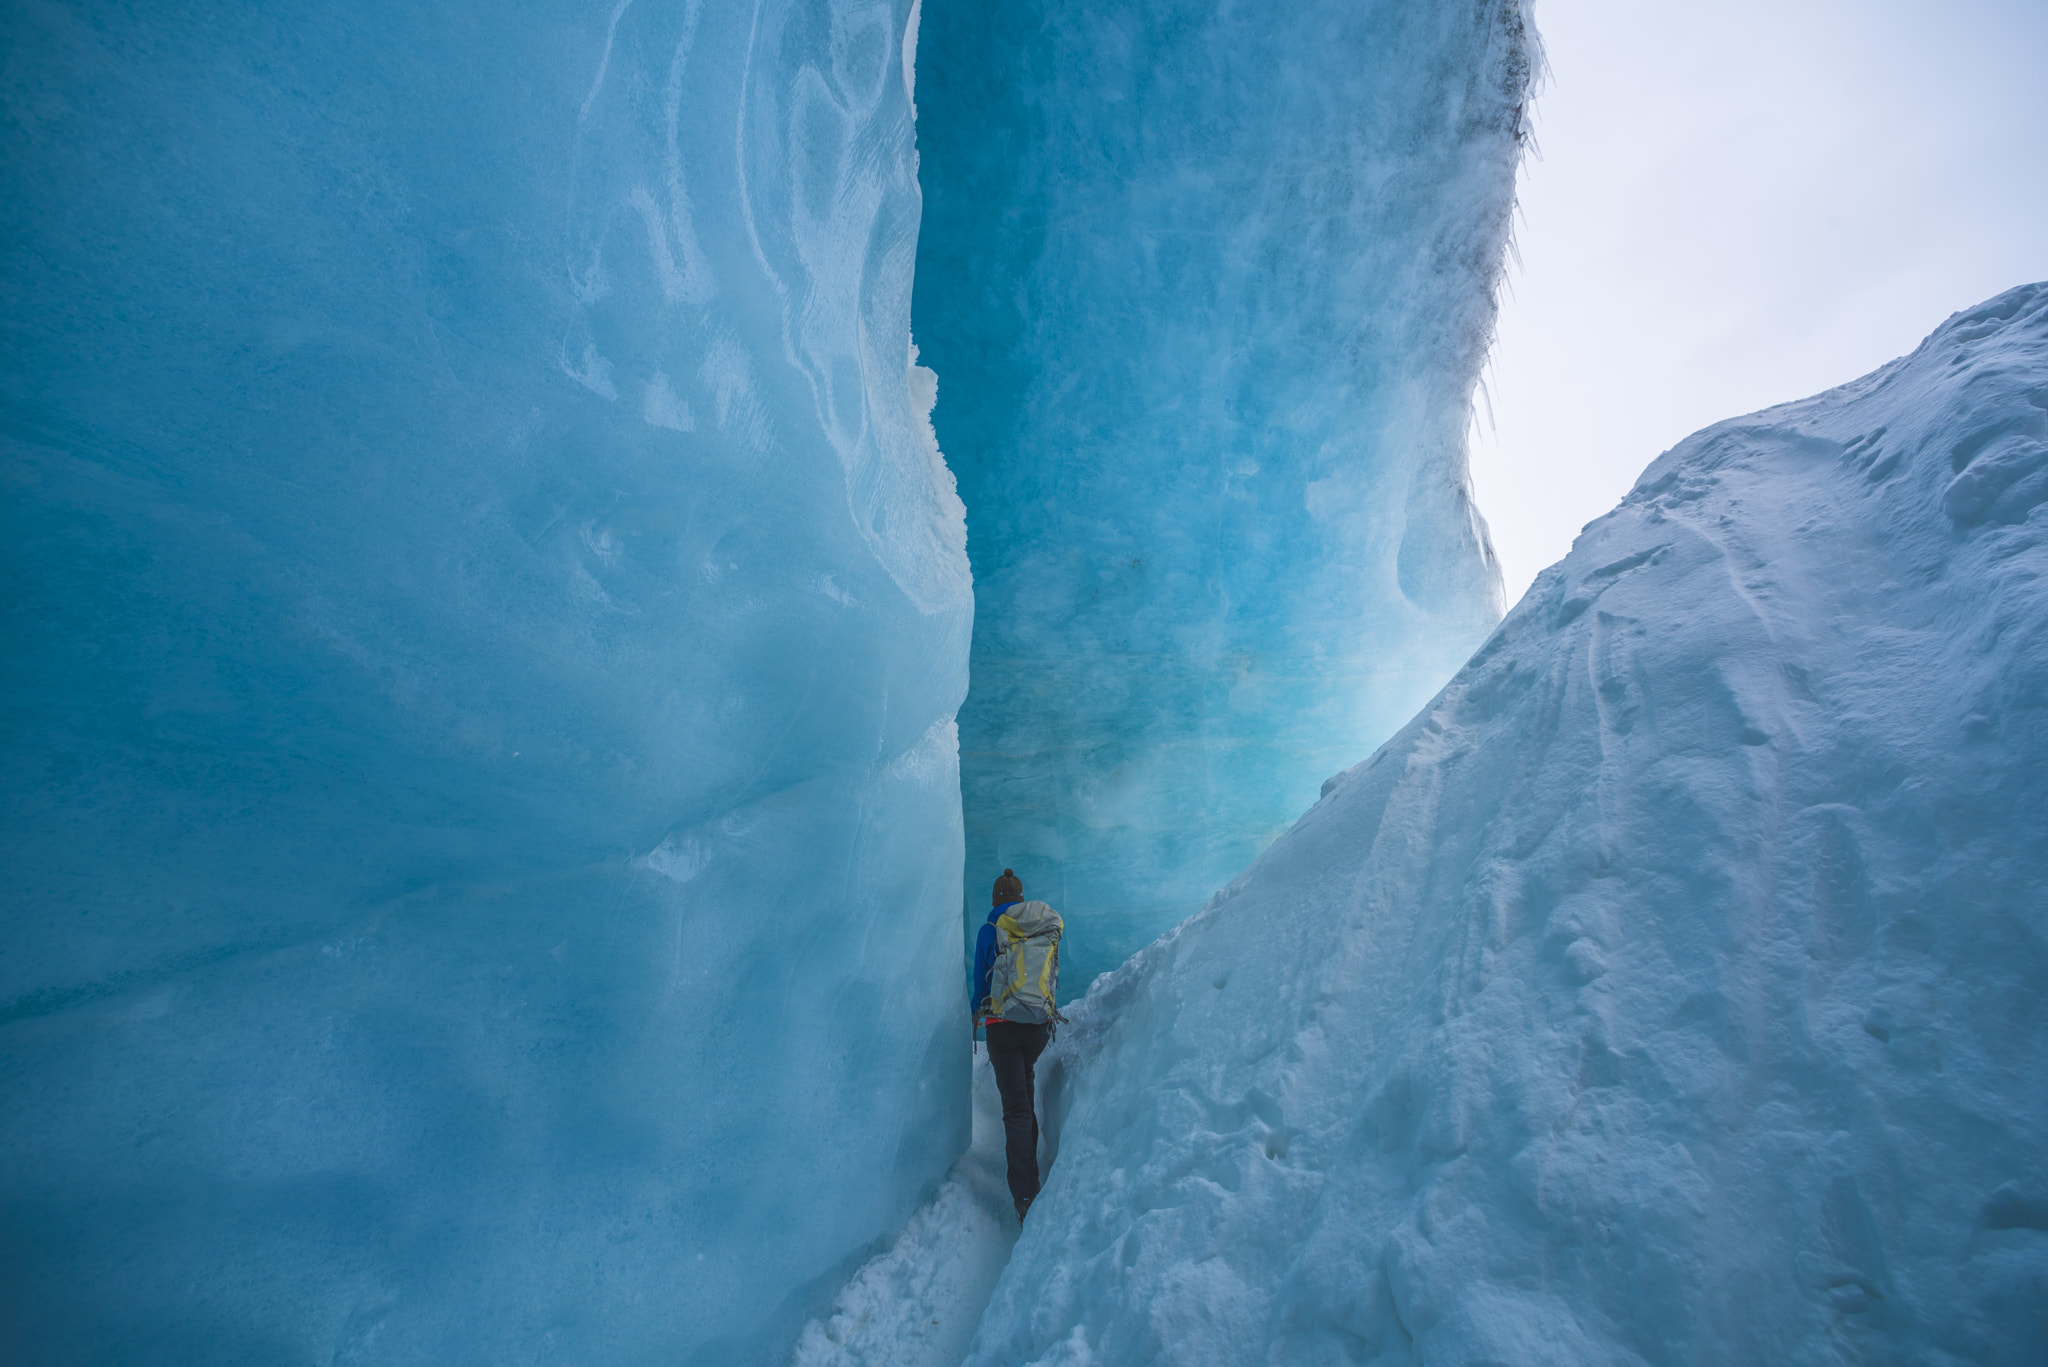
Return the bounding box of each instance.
[987,900,1063,1025]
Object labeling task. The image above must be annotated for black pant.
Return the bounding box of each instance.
[985,1020,1051,1207]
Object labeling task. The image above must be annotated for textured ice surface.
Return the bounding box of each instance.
[914,0,1535,989]
[0,2,968,1363]
[962,286,2048,1364]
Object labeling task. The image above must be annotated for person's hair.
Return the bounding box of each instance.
[992,868,1023,905]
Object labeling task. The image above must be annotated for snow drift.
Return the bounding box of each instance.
[966,284,2048,1365]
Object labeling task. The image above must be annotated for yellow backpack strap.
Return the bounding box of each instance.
[990,914,1024,1015]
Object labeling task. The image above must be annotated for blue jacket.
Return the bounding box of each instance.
[971,901,1023,1019]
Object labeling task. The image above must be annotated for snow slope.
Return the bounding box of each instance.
[965,284,2048,1365]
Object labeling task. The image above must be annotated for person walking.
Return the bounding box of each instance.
[971,868,1064,1222]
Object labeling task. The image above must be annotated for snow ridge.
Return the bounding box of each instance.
[959,284,2048,1365]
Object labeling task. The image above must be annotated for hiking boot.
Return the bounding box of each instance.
[1014,1196,1034,1223]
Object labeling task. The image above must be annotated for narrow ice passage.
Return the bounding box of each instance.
[790,1049,1022,1367]
[791,975,1131,1366]
[790,1,1545,1351]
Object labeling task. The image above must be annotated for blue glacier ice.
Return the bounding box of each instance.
[1,1,970,1362]
[929,286,2045,1365]
[913,0,1535,989]
[28,0,1995,1361]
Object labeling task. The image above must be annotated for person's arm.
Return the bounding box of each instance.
[970,920,997,1021]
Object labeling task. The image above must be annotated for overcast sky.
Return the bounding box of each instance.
[1469,0,2048,604]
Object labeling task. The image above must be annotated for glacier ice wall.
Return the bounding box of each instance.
[971,285,2048,1364]
[913,0,1535,988]
[0,2,969,1363]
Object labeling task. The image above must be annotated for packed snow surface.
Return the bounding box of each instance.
[791,1046,1023,1367]
[914,0,1534,988]
[962,286,2048,1365]
[1,2,967,1363]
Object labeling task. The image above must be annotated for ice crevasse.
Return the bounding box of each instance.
[942,286,2048,1365]
[6,0,2044,1361]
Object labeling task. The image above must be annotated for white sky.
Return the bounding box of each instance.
[1470,0,2048,604]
